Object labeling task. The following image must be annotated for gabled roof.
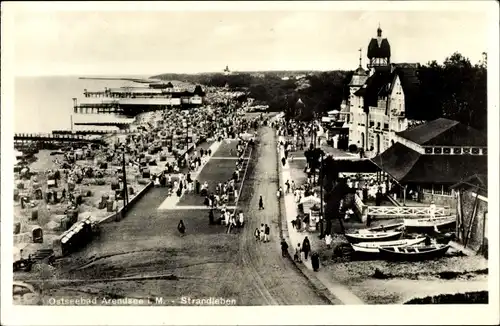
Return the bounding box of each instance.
[371,142,488,184]
[394,66,420,115]
[396,118,487,146]
[357,70,393,108]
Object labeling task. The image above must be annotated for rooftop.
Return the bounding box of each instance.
[371,142,488,184]
[396,118,487,146]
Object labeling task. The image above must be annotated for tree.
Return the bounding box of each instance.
[417,52,487,131]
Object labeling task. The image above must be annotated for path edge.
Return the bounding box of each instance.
[274,130,343,306]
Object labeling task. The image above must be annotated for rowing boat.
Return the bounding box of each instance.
[344,231,403,244]
[378,244,450,261]
[404,216,456,228]
[351,237,426,253]
[358,222,405,234]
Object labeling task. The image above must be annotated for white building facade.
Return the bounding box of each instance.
[345,26,413,155]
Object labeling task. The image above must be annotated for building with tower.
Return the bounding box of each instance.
[223,65,231,75]
[344,25,420,155]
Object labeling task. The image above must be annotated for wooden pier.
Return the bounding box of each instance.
[14,133,104,151]
[74,121,132,128]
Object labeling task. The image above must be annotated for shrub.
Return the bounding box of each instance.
[348,144,358,153]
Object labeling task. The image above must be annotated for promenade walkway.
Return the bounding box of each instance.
[278,135,365,305]
[157,140,222,210]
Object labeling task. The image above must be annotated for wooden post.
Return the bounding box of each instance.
[403,185,407,206]
[456,190,462,241]
[481,211,487,254]
[464,188,480,248]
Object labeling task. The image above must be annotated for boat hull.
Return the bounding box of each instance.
[379,245,450,261]
[404,217,456,228]
[362,223,404,233]
[351,238,426,253]
[345,231,402,244]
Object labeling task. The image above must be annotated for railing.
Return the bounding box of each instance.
[366,205,449,217]
[14,133,102,141]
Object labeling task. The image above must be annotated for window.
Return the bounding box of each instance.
[472,148,480,155]
[453,147,461,154]
[433,147,442,154]
[377,122,381,129]
[370,121,374,127]
[443,147,451,154]
[383,123,389,130]
[483,148,488,155]
[425,147,433,154]
[462,148,471,154]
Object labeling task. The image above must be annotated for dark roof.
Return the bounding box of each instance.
[402,155,487,184]
[357,70,393,109]
[329,159,379,173]
[396,118,487,146]
[371,143,488,184]
[450,173,488,196]
[394,66,421,114]
[166,82,174,88]
[370,142,421,182]
[367,38,391,59]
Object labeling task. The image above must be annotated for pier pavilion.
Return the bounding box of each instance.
[370,118,487,207]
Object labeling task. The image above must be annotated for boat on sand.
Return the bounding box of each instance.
[378,244,450,261]
[351,237,426,253]
[345,231,403,244]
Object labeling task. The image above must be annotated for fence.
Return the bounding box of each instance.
[353,193,450,223]
[366,205,449,217]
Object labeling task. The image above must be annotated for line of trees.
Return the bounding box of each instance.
[416,52,487,131]
[152,51,487,131]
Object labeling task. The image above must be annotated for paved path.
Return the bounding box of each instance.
[210,157,251,160]
[48,129,327,305]
[278,135,365,305]
[236,127,328,304]
[157,141,222,210]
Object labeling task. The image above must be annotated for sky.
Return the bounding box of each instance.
[6,1,495,76]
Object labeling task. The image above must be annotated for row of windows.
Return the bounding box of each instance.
[424,147,487,155]
[421,184,453,196]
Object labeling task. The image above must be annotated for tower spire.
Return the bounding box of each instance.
[358,48,362,67]
[377,23,382,37]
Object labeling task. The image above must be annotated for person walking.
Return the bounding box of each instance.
[280,240,289,257]
[302,236,311,261]
[254,228,260,241]
[311,252,320,272]
[264,224,270,242]
[294,243,302,262]
[177,220,186,236]
[260,224,265,242]
[259,195,264,210]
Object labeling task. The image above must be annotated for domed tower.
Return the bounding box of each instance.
[367,25,391,69]
[349,48,369,89]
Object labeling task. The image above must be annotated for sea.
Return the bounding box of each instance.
[14,76,149,134]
